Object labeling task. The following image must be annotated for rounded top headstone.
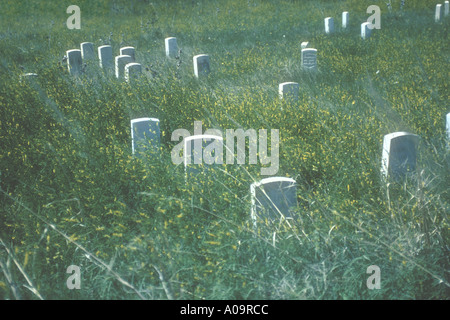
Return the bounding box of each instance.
[252,177,296,187]
[131,117,159,124]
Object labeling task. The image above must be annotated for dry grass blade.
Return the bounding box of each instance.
[0,238,44,300]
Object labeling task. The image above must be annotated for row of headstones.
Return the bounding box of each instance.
[436,1,450,22]
[324,4,449,40]
[65,39,316,79]
[130,116,450,227]
[64,37,212,79]
[65,43,144,82]
[65,4,448,80]
[22,3,448,82]
[65,4,450,81]
[323,13,358,37]
[327,12,373,40]
[191,48,318,75]
[192,1,449,78]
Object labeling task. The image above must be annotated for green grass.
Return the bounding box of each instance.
[0,0,448,300]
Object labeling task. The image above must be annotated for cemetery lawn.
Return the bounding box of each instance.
[0,0,449,299]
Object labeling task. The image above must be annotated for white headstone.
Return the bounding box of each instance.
[325,17,334,34]
[250,177,298,227]
[80,42,95,60]
[120,47,135,62]
[98,45,113,69]
[446,112,450,142]
[342,11,349,28]
[301,48,317,71]
[435,4,442,22]
[301,42,309,49]
[193,54,210,78]
[66,49,82,75]
[361,22,372,39]
[184,134,223,178]
[381,132,419,181]
[445,1,449,16]
[165,37,178,58]
[131,118,160,156]
[20,73,38,81]
[125,62,142,83]
[115,55,133,79]
[279,82,299,102]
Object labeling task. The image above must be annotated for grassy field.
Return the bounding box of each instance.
[0,0,448,300]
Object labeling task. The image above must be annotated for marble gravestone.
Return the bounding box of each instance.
[120,47,135,62]
[250,177,298,228]
[165,37,178,58]
[98,45,113,69]
[446,112,450,142]
[381,132,420,181]
[125,62,142,83]
[115,55,133,79]
[193,54,210,78]
[325,17,334,34]
[342,11,349,29]
[435,4,442,22]
[20,73,38,82]
[361,22,372,39]
[279,82,299,102]
[80,42,95,60]
[184,134,223,179]
[301,48,317,71]
[131,118,160,156]
[66,49,82,75]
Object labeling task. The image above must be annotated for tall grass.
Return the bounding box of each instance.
[0,0,448,299]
